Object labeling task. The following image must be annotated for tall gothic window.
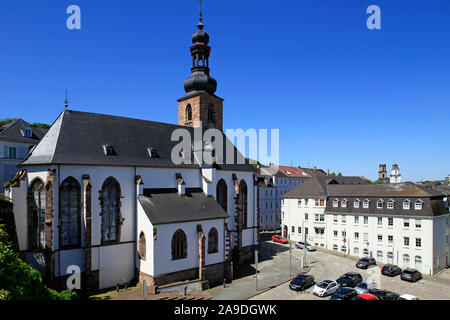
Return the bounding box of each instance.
[60,177,81,247]
[29,179,46,248]
[240,180,248,228]
[186,104,192,125]
[207,104,215,127]
[216,179,227,212]
[208,228,218,254]
[171,229,187,260]
[138,231,146,260]
[100,177,122,243]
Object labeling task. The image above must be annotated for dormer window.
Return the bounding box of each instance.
[23,127,32,137]
[341,199,348,208]
[415,200,423,210]
[403,200,411,210]
[377,199,384,209]
[103,145,115,156]
[363,199,370,209]
[387,199,395,209]
[354,199,360,208]
[148,148,158,158]
[333,199,339,208]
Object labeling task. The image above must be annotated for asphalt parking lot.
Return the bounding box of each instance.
[251,243,450,300]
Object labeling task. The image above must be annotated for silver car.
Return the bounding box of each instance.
[354,281,377,294]
[295,241,316,251]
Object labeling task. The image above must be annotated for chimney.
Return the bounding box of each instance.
[176,173,186,195]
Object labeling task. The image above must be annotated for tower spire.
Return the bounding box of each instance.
[64,89,69,109]
[198,0,203,29]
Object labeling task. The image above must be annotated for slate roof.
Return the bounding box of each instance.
[327,183,445,198]
[20,110,255,172]
[0,119,47,144]
[299,167,327,177]
[138,188,228,225]
[282,176,367,198]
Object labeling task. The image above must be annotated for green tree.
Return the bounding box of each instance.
[0,118,18,126]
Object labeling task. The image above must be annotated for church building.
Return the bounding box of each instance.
[6,9,260,293]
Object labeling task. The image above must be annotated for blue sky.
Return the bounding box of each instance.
[0,0,449,181]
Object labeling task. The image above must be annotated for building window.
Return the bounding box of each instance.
[341,215,346,223]
[387,252,394,263]
[315,214,324,222]
[388,235,393,244]
[377,217,382,225]
[403,219,410,228]
[208,228,219,254]
[341,231,346,238]
[319,199,325,206]
[354,216,359,224]
[334,230,338,237]
[388,217,393,226]
[28,179,46,248]
[305,213,308,221]
[186,104,192,123]
[333,244,338,251]
[404,237,409,246]
[341,246,347,253]
[341,199,347,208]
[171,229,187,260]
[60,177,81,248]
[138,232,146,260]
[415,256,422,269]
[363,233,368,242]
[354,200,360,208]
[403,254,410,267]
[354,247,359,255]
[315,199,319,206]
[305,199,309,206]
[415,238,421,248]
[364,216,368,225]
[207,104,215,128]
[415,219,422,228]
[363,248,369,256]
[298,200,302,206]
[354,232,359,240]
[100,177,122,243]
[333,215,337,223]
[333,199,339,207]
[363,200,369,209]
[216,179,227,212]
[387,200,394,209]
[377,250,383,260]
[403,200,411,210]
[377,200,384,209]
[298,227,301,233]
[292,226,295,233]
[415,201,423,210]
[24,127,32,137]
[8,147,17,159]
[378,235,383,243]
[239,180,248,228]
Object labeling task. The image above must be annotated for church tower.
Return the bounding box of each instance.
[390,163,402,184]
[177,8,224,131]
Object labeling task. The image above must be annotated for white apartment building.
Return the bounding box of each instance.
[282,179,449,275]
[257,165,317,231]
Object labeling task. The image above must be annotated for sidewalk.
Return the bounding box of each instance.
[207,242,308,300]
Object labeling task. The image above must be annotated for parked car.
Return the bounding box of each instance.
[330,287,358,300]
[272,235,289,244]
[312,280,339,297]
[354,281,378,294]
[289,274,315,291]
[336,272,363,288]
[368,289,400,300]
[381,264,402,277]
[400,268,422,282]
[295,241,316,251]
[398,294,420,300]
[353,293,379,300]
[356,257,377,269]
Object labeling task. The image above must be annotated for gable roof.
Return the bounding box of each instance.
[0,119,47,144]
[277,166,312,178]
[20,110,255,172]
[138,188,228,225]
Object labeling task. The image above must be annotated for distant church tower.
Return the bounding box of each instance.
[177,8,223,131]
[390,163,402,184]
[378,164,387,180]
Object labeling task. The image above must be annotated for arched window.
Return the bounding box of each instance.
[186,104,192,123]
[60,177,81,247]
[377,250,383,261]
[100,177,122,243]
[207,104,215,128]
[208,228,219,254]
[171,229,187,260]
[363,248,369,256]
[387,252,394,264]
[216,179,227,212]
[415,256,422,269]
[29,179,46,248]
[138,232,146,260]
[403,254,410,266]
[239,180,248,228]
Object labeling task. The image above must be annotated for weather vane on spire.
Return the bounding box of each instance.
[64,89,69,109]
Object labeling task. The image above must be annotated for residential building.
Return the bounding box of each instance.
[257,165,313,231]
[0,119,46,193]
